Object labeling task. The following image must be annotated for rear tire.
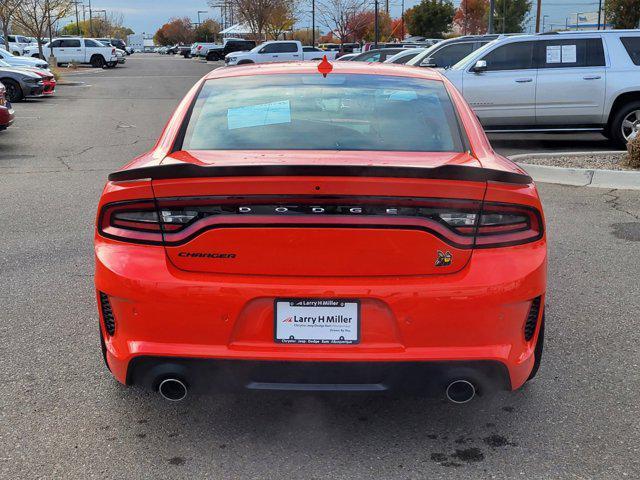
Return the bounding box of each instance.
[608,100,640,149]
[527,312,545,381]
[2,79,23,103]
[90,55,105,68]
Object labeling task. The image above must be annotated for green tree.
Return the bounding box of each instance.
[194,18,220,42]
[606,0,640,29]
[491,0,531,33]
[404,0,455,38]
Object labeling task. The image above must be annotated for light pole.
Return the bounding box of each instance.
[374,0,379,48]
[197,10,208,41]
[197,10,207,26]
[597,0,602,30]
[94,9,106,36]
[312,0,315,46]
[488,0,495,34]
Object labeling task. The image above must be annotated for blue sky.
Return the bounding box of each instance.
[83,0,606,36]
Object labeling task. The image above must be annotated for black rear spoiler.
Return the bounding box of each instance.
[108,163,532,185]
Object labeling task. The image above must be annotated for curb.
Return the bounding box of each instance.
[509,152,640,191]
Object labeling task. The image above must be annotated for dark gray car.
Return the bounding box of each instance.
[0,65,44,102]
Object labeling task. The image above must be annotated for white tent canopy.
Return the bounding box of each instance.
[219,24,253,36]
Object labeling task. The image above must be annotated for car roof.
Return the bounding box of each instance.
[203,61,446,82]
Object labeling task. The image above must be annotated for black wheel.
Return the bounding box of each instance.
[608,100,640,149]
[527,312,545,381]
[91,55,105,68]
[2,79,23,103]
[206,52,218,61]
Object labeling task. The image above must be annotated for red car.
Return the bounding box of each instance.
[95,62,546,403]
[0,82,14,130]
[35,70,56,95]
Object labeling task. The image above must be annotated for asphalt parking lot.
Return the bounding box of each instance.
[1,55,639,479]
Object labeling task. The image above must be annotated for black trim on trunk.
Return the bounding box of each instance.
[108,163,532,184]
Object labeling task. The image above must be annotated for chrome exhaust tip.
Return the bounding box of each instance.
[446,379,476,404]
[158,378,188,402]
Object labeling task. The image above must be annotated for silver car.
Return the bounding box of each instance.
[0,64,44,102]
[443,30,640,146]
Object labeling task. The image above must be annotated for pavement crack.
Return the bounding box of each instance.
[603,189,640,220]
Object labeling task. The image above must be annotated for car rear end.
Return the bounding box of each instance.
[95,65,546,401]
[0,82,14,129]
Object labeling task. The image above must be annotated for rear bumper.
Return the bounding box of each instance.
[96,236,546,392]
[0,106,14,128]
[126,357,511,394]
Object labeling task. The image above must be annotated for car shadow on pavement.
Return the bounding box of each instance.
[107,382,549,471]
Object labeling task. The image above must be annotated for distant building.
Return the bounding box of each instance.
[566,11,612,30]
[127,33,155,52]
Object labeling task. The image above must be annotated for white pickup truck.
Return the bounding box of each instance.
[23,38,117,68]
[225,41,338,66]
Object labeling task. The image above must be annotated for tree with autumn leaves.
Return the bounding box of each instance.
[606,0,640,29]
[453,0,488,35]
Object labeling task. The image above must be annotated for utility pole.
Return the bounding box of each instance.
[88,0,93,37]
[385,0,389,15]
[597,0,602,30]
[535,0,542,33]
[401,0,405,39]
[312,0,316,46]
[374,0,379,48]
[71,1,81,36]
[488,0,495,33]
[503,0,507,32]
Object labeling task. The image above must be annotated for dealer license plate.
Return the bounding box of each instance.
[274,299,360,344]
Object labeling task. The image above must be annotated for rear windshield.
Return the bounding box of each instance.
[181,74,464,152]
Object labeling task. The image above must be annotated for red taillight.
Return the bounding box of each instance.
[99,200,164,244]
[112,48,116,55]
[98,196,543,248]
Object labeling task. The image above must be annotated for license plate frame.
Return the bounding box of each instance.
[274,298,360,345]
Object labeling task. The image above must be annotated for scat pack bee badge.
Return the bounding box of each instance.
[435,250,453,267]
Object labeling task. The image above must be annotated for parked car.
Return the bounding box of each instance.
[383,48,426,64]
[96,39,128,63]
[319,42,360,54]
[97,61,546,402]
[349,48,408,63]
[0,48,49,70]
[0,66,44,102]
[0,82,15,130]
[178,45,192,58]
[192,42,218,57]
[362,41,428,52]
[443,30,640,147]
[205,39,256,61]
[23,37,117,68]
[4,35,33,55]
[225,41,339,65]
[0,59,55,95]
[406,35,504,69]
[336,53,358,61]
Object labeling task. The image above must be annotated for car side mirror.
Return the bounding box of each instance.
[420,57,436,67]
[472,60,487,73]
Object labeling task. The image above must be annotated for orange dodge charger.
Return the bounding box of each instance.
[95,61,546,403]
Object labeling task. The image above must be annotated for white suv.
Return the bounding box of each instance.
[443,30,640,146]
